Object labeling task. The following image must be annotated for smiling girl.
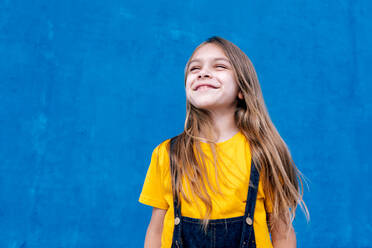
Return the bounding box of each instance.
[139,36,308,248]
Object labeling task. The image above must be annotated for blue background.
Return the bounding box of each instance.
[0,0,371,247]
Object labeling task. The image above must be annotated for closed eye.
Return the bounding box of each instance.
[190,65,227,71]
[216,65,227,69]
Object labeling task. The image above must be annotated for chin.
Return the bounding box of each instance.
[193,104,216,111]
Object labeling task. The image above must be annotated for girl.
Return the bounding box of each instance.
[139,36,309,248]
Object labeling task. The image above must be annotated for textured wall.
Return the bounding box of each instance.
[0,0,371,247]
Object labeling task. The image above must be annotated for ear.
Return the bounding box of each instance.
[238,91,244,99]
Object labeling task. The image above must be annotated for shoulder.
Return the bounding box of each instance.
[149,136,178,173]
[153,134,180,156]
[153,138,171,156]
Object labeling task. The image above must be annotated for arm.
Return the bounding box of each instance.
[269,214,296,248]
[144,207,167,248]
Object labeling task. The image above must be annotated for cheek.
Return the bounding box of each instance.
[185,76,194,89]
[226,74,238,87]
[224,77,240,95]
[185,79,192,96]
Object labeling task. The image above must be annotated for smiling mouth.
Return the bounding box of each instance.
[195,85,219,91]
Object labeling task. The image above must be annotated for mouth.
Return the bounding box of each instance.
[194,83,220,91]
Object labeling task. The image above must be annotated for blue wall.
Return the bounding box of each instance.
[0,0,371,247]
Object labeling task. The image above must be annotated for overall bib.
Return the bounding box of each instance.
[169,137,260,248]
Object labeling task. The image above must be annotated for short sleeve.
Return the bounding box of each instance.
[139,144,169,210]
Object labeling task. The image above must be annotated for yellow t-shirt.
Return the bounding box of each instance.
[139,131,273,248]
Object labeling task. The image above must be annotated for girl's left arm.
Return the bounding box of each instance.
[268,214,296,248]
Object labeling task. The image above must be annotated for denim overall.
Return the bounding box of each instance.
[169,137,260,248]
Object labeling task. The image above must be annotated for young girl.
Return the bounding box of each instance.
[139,36,308,248]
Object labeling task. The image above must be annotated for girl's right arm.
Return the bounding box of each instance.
[144,207,167,248]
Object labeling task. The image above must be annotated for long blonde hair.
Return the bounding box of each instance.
[168,36,309,232]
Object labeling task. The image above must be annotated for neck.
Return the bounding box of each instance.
[201,107,240,143]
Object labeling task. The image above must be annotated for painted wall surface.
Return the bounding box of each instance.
[0,0,371,247]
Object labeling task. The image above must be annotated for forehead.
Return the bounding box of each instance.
[189,43,229,64]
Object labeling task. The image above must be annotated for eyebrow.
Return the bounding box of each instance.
[188,57,231,65]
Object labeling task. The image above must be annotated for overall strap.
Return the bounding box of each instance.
[169,136,182,247]
[240,159,260,248]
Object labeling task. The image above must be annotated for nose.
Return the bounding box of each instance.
[198,69,211,79]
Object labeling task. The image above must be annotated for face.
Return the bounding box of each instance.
[185,43,242,112]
